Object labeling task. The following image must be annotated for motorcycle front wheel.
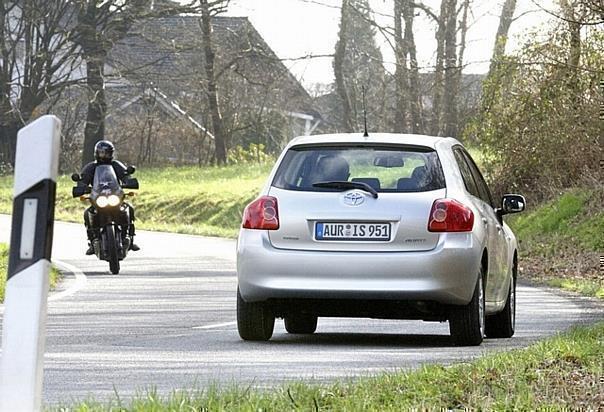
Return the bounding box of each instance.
[104,224,120,275]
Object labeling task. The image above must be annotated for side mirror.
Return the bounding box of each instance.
[122,177,139,190]
[126,165,136,175]
[72,186,90,198]
[71,173,81,182]
[501,194,526,215]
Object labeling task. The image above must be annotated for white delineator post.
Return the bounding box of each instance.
[0,115,61,412]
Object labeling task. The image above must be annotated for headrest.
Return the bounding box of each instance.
[351,178,381,190]
[314,156,350,182]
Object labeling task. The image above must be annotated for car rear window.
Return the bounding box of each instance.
[272,145,446,192]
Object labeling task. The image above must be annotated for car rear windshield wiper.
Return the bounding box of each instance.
[312,181,379,199]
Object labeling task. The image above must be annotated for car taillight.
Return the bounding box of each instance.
[242,196,279,230]
[428,198,474,232]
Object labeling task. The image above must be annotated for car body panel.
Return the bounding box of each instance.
[238,229,481,306]
[238,133,519,319]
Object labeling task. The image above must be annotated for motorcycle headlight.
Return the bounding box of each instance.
[107,195,121,207]
[96,196,109,208]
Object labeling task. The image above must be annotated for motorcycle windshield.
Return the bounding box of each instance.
[92,165,123,196]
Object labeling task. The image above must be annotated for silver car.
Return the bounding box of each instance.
[236,133,525,346]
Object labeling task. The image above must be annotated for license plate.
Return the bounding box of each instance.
[315,222,391,241]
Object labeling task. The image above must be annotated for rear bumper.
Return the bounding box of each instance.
[237,230,482,306]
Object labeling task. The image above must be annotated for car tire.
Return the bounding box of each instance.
[237,287,274,341]
[485,262,516,339]
[284,315,318,334]
[449,267,485,346]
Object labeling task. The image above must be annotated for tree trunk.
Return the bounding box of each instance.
[393,0,408,133]
[334,0,354,132]
[441,0,458,137]
[200,1,227,164]
[480,0,517,115]
[0,122,19,166]
[431,1,448,135]
[402,0,423,134]
[450,0,470,137]
[488,0,517,75]
[562,1,581,96]
[82,52,107,166]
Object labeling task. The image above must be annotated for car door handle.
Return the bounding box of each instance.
[496,224,502,233]
[481,218,488,227]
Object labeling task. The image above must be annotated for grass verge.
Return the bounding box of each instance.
[1,243,61,302]
[0,164,273,239]
[55,322,604,411]
[507,187,603,295]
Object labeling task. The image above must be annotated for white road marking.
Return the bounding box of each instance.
[49,260,87,302]
[192,321,236,330]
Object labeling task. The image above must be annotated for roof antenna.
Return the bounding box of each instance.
[362,85,369,137]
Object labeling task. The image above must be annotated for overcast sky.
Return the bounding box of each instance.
[224,0,555,91]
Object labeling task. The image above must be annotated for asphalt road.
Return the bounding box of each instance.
[0,214,602,405]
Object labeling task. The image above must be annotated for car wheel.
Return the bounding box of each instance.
[449,266,485,346]
[237,287,275,341]
[485,262,516,338]
[284,315,318,334]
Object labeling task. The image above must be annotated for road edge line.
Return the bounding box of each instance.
[49,260,87,302]
[192,321,237,330]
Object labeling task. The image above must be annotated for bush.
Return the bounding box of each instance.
[466,27,604,200]
[227,143,274,164]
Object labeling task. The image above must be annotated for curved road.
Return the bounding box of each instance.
[0,215,602,405]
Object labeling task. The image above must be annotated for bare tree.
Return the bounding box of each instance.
[441,0,458,137]
[0,0,80,165]
[333,0,385,133]
[489,0,517,75]
[334,0,355,132]
[478,0,518,117]
[392,0,423,133]
[560,0,583,95]
[402,0,423,133]
[430,0,448,135]
[72,0,192,166]
[198,0,229,164]
[393,0,408,132]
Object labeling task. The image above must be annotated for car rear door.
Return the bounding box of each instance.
[452,148,504,303]
[461,150,509,303]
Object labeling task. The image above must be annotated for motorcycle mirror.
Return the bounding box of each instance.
[122,178,139,190]
[71,173,81,182]
[126,165,136,174]
[72,186,89,198]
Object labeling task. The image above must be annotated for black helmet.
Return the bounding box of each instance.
[94,140,115,163]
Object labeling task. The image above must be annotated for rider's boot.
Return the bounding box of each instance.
[129,224,140,251]
[86,229,97,255]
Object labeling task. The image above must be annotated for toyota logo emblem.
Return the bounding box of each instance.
[343,191,365,206]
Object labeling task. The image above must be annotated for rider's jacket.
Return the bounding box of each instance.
[80,160,129,186]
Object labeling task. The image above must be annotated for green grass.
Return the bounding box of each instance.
[508,188,604,252]
[53,322,604,411]
[548,278,604,299]
[510,190,587,238]
[506,187,603,294]
[0,164,274,239]
[0,243,60,302]
[0,243,7,301]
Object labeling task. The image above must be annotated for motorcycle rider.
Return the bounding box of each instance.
[78,140,140,255]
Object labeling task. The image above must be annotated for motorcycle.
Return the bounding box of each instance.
[72,165,139,274]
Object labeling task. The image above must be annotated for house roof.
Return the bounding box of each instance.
[107,15,318,120]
